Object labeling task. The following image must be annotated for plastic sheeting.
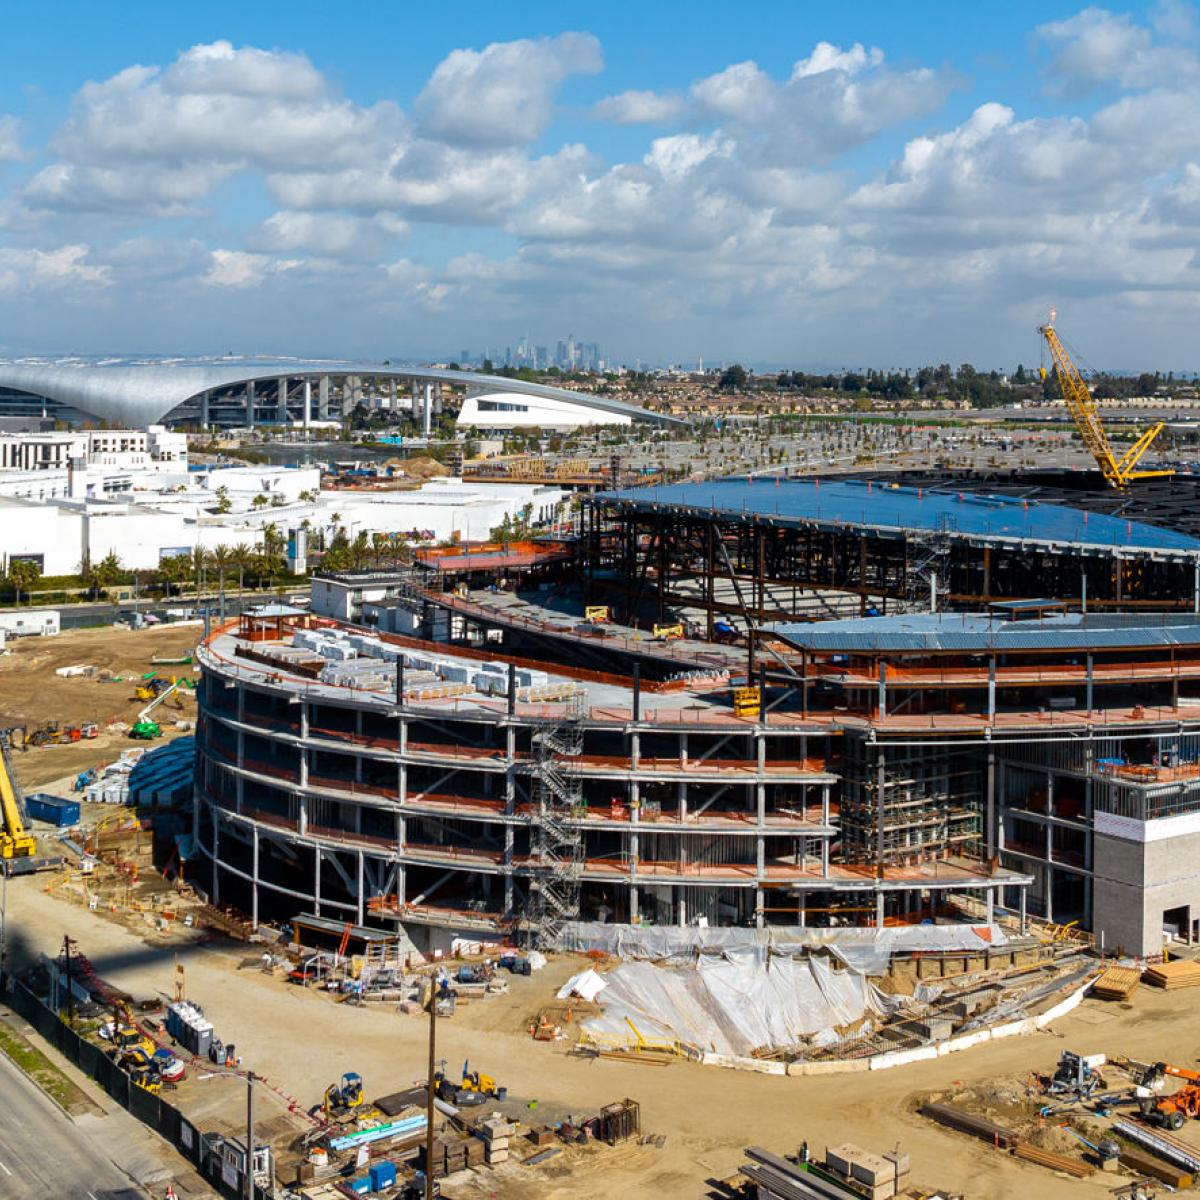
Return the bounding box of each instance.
[557,968,607,1003]
[561,921,1008,971]
[581,951,900,1057]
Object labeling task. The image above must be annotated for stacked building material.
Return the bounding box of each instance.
[1012,1143,1091,1178]
[126,738,195,807]
[920,1103,1018,1148]
[420,1134,482,1177]
[1143,960,1200,989]
[474,1114,515,1165]
[84,749,147,805]
[1091,964,1142,1000]
[1112,1117,1200,1173]
[824,1144,898,1199]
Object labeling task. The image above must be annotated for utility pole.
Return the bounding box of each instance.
[62,934,76,1026]
[245,1069,255,1200]
[425,985,437,1200]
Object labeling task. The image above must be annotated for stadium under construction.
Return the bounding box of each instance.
[194,469,1200,957]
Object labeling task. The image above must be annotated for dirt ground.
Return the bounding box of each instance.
[7,878,1200,1200]
[0,622,202,789]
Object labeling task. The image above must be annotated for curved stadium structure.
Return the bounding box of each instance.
[0,359,681,430]
[193,473,1200,958]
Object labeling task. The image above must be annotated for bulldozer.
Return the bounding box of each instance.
[434,1060,506,1107]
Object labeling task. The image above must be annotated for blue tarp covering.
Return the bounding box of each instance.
[598,477,1200,552]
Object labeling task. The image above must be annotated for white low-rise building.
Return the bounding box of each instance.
[457,390,633,431]
[0,474,565,577]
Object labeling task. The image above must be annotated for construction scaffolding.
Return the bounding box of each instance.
[528,694,586,948]
[840,739,982,868]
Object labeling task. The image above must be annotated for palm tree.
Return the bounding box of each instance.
[7,559,41,606]
[230,544,254,605]
[191,546,209,597]
[209,544,234,602]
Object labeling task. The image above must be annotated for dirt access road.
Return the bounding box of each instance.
[0,622,201,789]
[7,879,1200,1200]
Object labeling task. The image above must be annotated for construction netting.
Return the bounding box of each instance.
[565,949,902,1058]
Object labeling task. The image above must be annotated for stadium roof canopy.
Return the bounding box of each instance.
[0,359,683,428]
[771,611,1200,654]
[597,476,1200,553]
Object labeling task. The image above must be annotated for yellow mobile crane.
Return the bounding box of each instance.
[0,735,36,861]
[1039,310,1172,488]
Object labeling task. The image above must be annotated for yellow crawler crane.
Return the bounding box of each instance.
[1038,310,1172,487]
[0,737,36,860]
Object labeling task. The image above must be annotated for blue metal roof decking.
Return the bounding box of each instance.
[597,477,1200,554]
[771,611,1200,654]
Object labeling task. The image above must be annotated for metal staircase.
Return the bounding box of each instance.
[528,694,586,949]
[903,513,956,612]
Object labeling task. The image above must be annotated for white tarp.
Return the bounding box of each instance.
[560,921,1009,972]
[581,951,900,1057]
[557,968,608,1003]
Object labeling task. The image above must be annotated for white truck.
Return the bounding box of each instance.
[0,608,59,638]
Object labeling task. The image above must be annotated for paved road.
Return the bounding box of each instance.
[0,1050,144,1199]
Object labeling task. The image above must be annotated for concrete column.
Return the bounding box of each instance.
[211,817,220,906]
[1086,653,1094,713]
[987,657,996,722]
[303,379,312,429]
[629,883,638,923]
[245,380,256,429]
[251,826,259,931]
[1019,886,1027,933]
[423,384,433,438]
[388,379,397,411]
[877,662,887,719]
[200,390,210,429]
[875,890,885,929]
[630,731,640,771]
[356,851,365,925]
[986,889,994,923]
[755,887,764,930]
[985,746,995,860]
[277,377,288,425]
[1044,867,1053,923]
[676,890,686,925]
[314,848,322,916]
[319,375,330,420]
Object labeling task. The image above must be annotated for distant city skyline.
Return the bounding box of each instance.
[0,2,1198,371]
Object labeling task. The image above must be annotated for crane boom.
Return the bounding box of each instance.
[1038,316,1172,488]
[0,738,35,859]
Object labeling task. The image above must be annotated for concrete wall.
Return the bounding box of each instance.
[1093,818,1200,955]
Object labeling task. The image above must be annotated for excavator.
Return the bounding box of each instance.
[1039,311,1172,488]
[321,1071,364,1119]
[0,731,36,864]
[1139,1061,1200,1130]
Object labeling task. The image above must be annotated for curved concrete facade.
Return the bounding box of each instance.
[0,360,682,429]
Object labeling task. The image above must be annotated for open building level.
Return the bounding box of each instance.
[191,470,1200,956]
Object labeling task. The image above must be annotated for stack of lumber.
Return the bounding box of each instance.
[1091,964,1141,1000]
[1143,959,1200,990]
[1013,1143,1092,1178]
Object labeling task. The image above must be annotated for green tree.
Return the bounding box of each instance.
[7,559,41,606]
[214,485,232,514]
[250,494,269,509]
[209,544,234,597]
[85,551,123,599]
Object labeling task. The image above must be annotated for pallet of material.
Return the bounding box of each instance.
[1143,959,1200,989]
[1012,1142,1093,1178]
[1091,964,1142,1000]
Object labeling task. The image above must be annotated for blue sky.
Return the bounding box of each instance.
[0,1,1197,370]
